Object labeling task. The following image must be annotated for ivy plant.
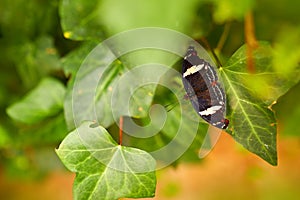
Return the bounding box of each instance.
[3,0,300,199]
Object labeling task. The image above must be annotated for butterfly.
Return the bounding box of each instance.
[182,46,229,129]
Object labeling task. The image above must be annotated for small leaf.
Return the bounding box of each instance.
[7,77,65,124]
[221,42,281,165]
[56,121,156,200]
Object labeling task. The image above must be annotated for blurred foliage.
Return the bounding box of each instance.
[0,0,77,179]
[209,0,255,23]
[0,0,300,199]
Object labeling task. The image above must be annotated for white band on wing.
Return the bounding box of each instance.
[198,105,222,116]
[183,64,205,77]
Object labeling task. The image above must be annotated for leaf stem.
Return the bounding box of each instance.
[216,22,231,52]
[119,116,123,145]
[200,37,223,68]
[245,11,259,73]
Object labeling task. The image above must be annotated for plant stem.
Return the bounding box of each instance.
[245,11,258,73]
[119,116,123,145]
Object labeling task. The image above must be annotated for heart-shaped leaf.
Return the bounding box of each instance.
[56,121,156,200]
[220,41,300,165]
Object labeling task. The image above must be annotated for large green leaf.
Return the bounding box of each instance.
[63,41,176,130]
[7,77,66,124]
[221,41,300,165]
[56,121,156,200]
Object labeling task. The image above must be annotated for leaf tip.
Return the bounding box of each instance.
[269,158,278,166]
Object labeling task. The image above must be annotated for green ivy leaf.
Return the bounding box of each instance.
[220,42,291,165]
[59,0,105,40]
[7,77,66,124]
[63,44,163,130]
[56,121,156,200]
